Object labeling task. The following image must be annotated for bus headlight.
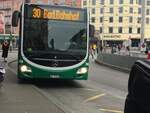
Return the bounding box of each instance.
[77,67,88,74]
[20,65,32,73]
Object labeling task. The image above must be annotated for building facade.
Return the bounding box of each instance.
[0,0,23,34]
[0,11,5,34]
[82,0,150,46]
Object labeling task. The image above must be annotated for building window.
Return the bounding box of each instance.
[92,8,95,14]
[100,17,103,23]
[129,27,132,33]
[147,0,150,5]
[119,17,123,23]
[100,0,104,5]
[137,28,141,34]
[137,17,141,23]
[100,8,104,13]
[118,27,123,33]
[129,17,133,23]
[109,17,113,23]
[138,8,142,14]
[110,0,114,4]
[100,27,103,33]
[110,7,114,13]
[146,18,149,24]
[109,27,113,33]
[146,9,150,15]
[130,0,133,4]
[129,7,133,13]
[83,1,87,6]
[137,0,142,5]
[129,16,133,23]
[91,17,95,23]
[119,0,123,4]
[119,7,123,13]
[92,0,96,5]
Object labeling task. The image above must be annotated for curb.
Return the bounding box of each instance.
[7,59,17,67]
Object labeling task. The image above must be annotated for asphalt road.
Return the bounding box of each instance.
[2,53,129,113]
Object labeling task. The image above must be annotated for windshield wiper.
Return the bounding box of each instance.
[25,50,82,61]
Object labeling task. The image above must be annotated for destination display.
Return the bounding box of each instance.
[25,4,86,22]
[32,8,80,21]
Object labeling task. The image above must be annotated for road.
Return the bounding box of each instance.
[1,52,129,113]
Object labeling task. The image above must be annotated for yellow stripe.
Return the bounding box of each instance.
[99,108,123,113]
[84,93,105,102]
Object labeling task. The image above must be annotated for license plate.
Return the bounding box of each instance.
[50,75,60,78]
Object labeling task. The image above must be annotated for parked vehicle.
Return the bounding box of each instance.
[0,67,5,84]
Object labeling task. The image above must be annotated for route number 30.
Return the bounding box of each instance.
[32,8,41,18]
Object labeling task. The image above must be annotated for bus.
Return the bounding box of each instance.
[12,3,93,80]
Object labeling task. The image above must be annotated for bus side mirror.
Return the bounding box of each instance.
[12,11,20,27]
[89,24,95,37]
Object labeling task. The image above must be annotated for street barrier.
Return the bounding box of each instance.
[124,60,150,113]
[96,53,144,72]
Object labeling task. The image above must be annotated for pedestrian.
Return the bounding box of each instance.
[118,44,121,53]
[126,46,130,51]
[93,44,97,55]
[2,40,9,62]
[100,45,103,53]
[9,41,13,52]
[89,45,94,59]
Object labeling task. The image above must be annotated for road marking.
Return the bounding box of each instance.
[7,59,17,75]
[99,108,123,113]
[8,66,17,75]
[84,93,105,102]
[32,86,75,113]
[81,88,98,91]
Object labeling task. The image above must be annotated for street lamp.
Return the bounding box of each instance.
[141,0,146,47]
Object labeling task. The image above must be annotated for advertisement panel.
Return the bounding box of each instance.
[0,12,5,34]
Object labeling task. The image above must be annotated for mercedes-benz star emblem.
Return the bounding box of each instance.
[52,61,58,67]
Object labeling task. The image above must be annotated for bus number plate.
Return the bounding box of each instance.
[50,75,60,78]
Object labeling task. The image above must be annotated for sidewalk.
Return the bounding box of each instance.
[0,51,17,68]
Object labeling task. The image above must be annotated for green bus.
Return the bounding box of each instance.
[12,3,93,80]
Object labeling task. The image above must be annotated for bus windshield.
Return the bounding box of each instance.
[23,5,87,62]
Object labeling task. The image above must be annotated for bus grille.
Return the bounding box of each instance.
[29,59,81,67]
